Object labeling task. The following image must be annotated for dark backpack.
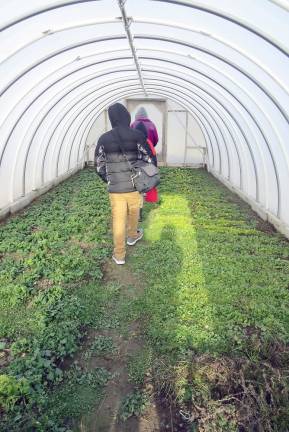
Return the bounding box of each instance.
[115,129,160,193]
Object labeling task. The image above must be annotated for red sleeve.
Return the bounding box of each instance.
[147,138,156,156]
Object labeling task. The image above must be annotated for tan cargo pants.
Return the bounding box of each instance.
[109,191,142,260]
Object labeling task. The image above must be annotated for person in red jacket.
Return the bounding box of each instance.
[134,122,159,206]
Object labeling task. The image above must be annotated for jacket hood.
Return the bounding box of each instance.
[108,103,131,128]
[135,106,148,119]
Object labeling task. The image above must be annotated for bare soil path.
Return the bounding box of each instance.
[73,249,176,432]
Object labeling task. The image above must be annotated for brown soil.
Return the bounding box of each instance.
[75,250,146,432]
[74,247,188,432]
[255,218,277,235]
[0,349,11,368]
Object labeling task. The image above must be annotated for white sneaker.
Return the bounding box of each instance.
[112,256,125,265]
[127,229,144,246]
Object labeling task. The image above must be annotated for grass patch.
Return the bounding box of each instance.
[132,167,289,431]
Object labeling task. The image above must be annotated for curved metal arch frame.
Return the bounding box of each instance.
[2,35,284,213]
[1,20,286,158]
[27,64,249,198]
[141,66,261,198]
[52,73,223,176]
[1,30,287,127]
[137,47,289,161]
[42,76,141,182]
[12,51,264,202]
[72,72,268,208]
[41,82,216,185]
[140,57,281,213]
[40,77,140,183]
[75,84,238,185]
[0,56,134,165]
[60,79,218,173]
[19,69,138,189]
[55,84,141,175]
[2,31,284,197]
[6,54,274,214]
[16,53,254,197]
[10,70,135,196]
[70,77,243,184]
[2,15,287,101]
[133,19,289,94]
[18,70,136,193]
[1,0,287,56]
[0,35,127,97]
[152,0,289,56]
[145,78,242,185]
[62,82,220,176]
[75,87,216,170]
[137,36,289,124]
[25,56,262,205]
[33,40,282,199]
[60,77,232,180]
[76,85,213,167]
[0,18,286,213]
[77,50,288,215]
[74,87,256,198]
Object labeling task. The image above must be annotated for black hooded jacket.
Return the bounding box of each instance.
[95,103,153,193]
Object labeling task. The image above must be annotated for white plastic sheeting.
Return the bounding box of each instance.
[0,1,288,236]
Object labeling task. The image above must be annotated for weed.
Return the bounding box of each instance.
[127,347,152,386]
[119,390,149,421]
[84,335,116,359]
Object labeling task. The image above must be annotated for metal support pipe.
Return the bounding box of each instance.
[117,0,147,95]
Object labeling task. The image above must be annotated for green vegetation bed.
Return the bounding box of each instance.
[1,168,289,431]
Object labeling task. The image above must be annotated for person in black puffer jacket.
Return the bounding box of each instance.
[95,103,153,265]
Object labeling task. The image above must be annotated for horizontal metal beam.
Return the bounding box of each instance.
[117,0,147,95]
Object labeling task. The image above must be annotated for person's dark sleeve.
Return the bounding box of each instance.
[136,132,153,163]
[94,139,108,183]
[151,123,159,146]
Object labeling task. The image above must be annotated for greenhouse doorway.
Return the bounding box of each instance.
[127,99,166,163]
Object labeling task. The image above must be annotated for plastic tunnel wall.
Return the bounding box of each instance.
[0,0,288,238]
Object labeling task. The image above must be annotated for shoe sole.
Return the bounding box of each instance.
[112,257,125,265]
[127,233,143,246]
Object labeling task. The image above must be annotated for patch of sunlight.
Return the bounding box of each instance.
[144,193,216,351]
[145,194,194,242]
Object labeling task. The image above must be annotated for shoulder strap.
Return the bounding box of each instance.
[113,128,135,173]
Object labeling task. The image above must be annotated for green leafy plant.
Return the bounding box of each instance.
[0,374,29,412]
[119,390,149,421]
[85,335,116,359]
[0,170,112,430]
[127,348,152,386]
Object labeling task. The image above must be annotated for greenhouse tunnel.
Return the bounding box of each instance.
[0,0,289,239]
[2,1,289,431]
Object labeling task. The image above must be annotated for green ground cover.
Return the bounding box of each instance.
[131,168,289,430]
[1,167,289,431]
[0,171,112,430]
